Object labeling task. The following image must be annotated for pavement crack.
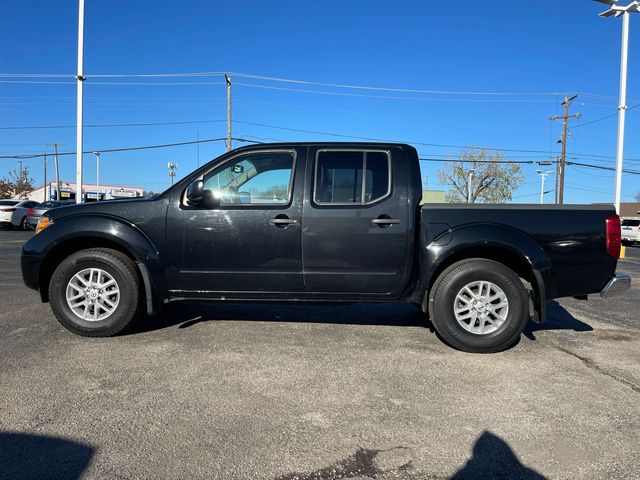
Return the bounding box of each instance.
[556,346,640,394]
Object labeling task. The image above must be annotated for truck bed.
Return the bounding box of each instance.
[420,203,617,300]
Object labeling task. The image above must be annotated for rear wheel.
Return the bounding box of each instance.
[430,259,529,353]
[48,248,143,336]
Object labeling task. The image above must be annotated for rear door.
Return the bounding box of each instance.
[302,147,412,298]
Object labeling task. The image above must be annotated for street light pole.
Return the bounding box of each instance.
[614,11,630,213]
[93,152,100,201]
[595,0,640,213]
[75,0,86,204]
[536,170,554,205]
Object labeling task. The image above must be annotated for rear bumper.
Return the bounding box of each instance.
[600,274,632,298]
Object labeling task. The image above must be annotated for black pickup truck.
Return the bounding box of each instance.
[21,143,631,352]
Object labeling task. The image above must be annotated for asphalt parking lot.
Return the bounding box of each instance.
[1,229,639,480]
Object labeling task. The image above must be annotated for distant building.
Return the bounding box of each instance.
[619,202,640,218]
[421,189,447,204]
[28,181,144,203]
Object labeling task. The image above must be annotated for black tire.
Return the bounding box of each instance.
[19,216,27,230]
[48,248,143,337]
[430,259,529,353]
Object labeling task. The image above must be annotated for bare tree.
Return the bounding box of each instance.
[437,148,525,204]
[0,179,13,199]
[634,190,640,203]
[6,166,34,199]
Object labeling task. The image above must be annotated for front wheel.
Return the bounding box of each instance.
[48,248,143,336]
[430,259,529,353]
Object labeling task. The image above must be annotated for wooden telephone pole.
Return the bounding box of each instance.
[550,95,581,205]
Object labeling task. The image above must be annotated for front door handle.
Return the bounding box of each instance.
[372,216,401,227]
[269,214,298,228]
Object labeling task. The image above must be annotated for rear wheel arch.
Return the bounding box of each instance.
[423,245,545,321]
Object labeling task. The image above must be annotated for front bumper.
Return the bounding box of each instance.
[600,274,632,298]
[21,254,42,292]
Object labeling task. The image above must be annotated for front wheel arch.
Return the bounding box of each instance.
[38,236,160,315]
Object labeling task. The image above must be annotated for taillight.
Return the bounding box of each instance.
[27,209,36,215]
[1,208,16,212]
[606,214,622,259]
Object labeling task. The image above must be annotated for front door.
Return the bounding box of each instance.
[166,148,305,296]
[302,147,411,298]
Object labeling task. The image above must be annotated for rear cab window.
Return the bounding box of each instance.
[622,219,640,227]
[314,150,391,205]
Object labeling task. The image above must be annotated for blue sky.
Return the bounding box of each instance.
[1,0,639,203]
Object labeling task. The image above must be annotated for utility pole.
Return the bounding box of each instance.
[93,152,100,201]
[47,143,63,201]
[43,153,47,202]
[467,169,475,204]
[225,73,232,152]
[168,162,178,186]
[549,95,581,204]
[76,0,86,204]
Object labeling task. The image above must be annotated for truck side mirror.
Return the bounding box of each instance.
[186,180,204,206]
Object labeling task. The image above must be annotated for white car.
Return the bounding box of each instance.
[621,218,640,245]
[0,199,40,230]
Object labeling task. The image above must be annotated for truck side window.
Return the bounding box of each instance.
[314,150,390,205]
[202,152,294,205]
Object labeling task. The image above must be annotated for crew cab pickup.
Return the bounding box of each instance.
[21,143,631,352]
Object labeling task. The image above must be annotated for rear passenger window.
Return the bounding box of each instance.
[314,150,390,205]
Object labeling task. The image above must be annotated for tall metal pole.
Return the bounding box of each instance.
[76,0,85,204]
[614,11,630,213]
[225,73,232,152]
[536,170,552,205]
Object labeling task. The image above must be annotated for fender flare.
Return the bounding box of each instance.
[29,214,164,315]
[418,223,551,323]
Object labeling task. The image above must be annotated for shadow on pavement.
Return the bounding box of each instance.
[0,431,94,480]
[129,301,428,335]
[273,431,545,479]
[523,300,593,341]
[451,431,546,479]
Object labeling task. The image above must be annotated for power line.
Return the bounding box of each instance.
[0,137,258,160]
[0,72,566,95]
[2,116,640,163]
[232,120,640,161]
[0,119,226,130]
[572,103,640,129]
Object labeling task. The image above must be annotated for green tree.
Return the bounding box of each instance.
[437,148,524,204]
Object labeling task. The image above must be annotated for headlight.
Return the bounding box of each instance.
[35,215,53,235]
